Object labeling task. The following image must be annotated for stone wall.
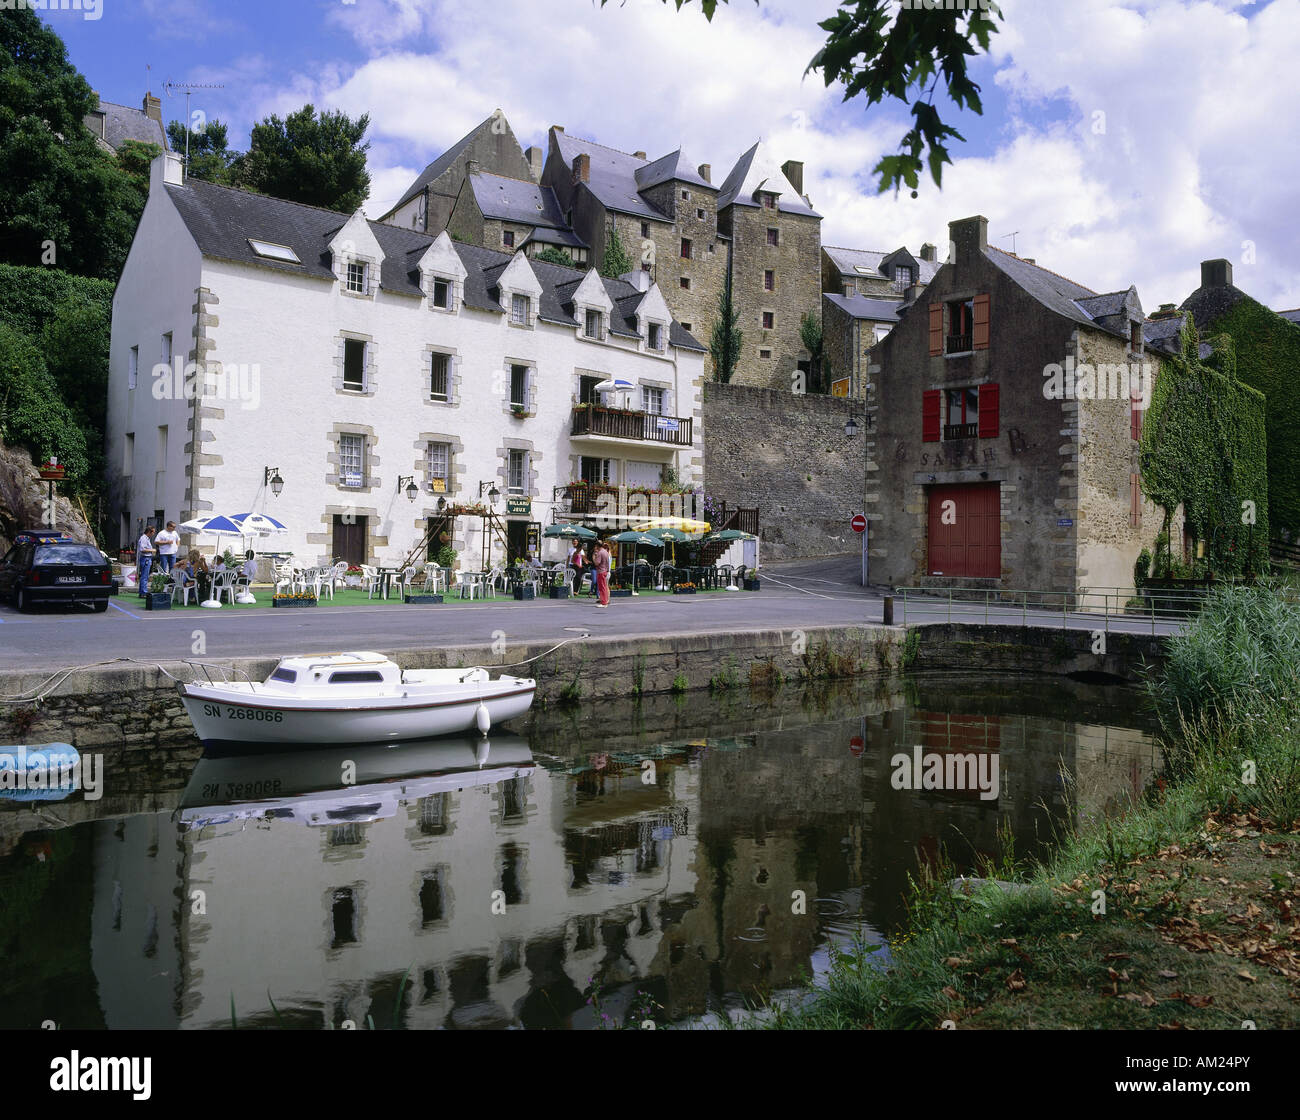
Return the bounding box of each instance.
[703,381,863,559]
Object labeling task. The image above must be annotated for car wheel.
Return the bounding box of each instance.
[14,587,27,613]
[93,599,109,613]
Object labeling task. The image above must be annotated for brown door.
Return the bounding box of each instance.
[928,483,1000,578]
[332,515,368,566]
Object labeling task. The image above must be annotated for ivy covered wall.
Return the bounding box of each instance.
[1140,318,1269,577]
[1198,297,1300,539]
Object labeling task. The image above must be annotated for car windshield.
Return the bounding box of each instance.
[33,545,105,566]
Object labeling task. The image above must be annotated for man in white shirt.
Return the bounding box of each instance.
[154,521,179,573]
[136,525,156,596]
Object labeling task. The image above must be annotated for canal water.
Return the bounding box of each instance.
[0,673,1160,1029]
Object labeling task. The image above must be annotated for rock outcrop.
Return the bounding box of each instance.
[0,440,97,553]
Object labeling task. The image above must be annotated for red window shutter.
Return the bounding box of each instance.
[978,382,999,438]
[928,304,943,356]
[972,293,991,349]
[922,390,941,442]
[1130,397,1142,440]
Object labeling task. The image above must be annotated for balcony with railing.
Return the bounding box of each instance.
[945,333,972,354]
[571,404,693,446]
[943,422,979,441]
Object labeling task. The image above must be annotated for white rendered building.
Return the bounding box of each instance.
[106,153,706,569]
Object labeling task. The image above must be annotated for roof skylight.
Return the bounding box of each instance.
[248,238,301,264]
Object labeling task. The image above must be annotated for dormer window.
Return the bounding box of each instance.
[584,309,602,339]
[431,277,451,309]
[346,261,367,294]
[1130,321,1142,352]
[647,322,664,351]
[894,265,913,289]
[762,193,776,209]
[503,231,515,248]
[511,294,530,325]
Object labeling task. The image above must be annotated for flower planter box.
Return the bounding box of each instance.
[548,586,571,599]
[404,594,443,605]
[610,588,633,597]
[513,586,536,601]
[743,578,761,591]
[344,575,362,589]
[144,592,171,610]
[272,597,318,608]
[672,587,697,595]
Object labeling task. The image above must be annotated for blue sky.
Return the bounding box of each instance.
[48,0,1300,309]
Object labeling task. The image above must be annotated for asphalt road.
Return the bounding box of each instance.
[0,556,1181,672]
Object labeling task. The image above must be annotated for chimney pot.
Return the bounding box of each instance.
[1201,258,1233,289]
[143,92,162,123]
[920,242,937,262]
[697,163,711,183]
[524,145,543,183]
[948,215,989,265]
[781,159,804,196]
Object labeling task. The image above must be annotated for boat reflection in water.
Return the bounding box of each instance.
[178,735,535,832]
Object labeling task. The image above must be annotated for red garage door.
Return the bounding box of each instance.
[928,483,1000,578]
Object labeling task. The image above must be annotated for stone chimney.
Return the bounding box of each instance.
[1201,258,1233,289]
[948,215,988,268]
[619,270,651,293]
[1150,303,1181,321]
[143,91,162,123]
[633,150,646,160]
[466,159,481,176]
[571,153,590,184]
[552,125,564,134]
[919,242,937,262]
[524,145,543,183]
[697,163,711,183]
[781,159,804,195]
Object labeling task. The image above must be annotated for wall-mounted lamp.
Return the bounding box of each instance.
[436,496,447,514]
[397,475,419,502]
[264,466,284,498]
[479,481,501,505]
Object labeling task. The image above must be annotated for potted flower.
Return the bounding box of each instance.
[511,404,528,418]
[272,591,318,608]
[673,581,698,595]
[344,564,364,589]
[145,570,172,610]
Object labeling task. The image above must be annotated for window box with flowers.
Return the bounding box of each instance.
[672,582,698,594]
[510,405,533,419]
[344,565,364,589]
[272,592,319,607]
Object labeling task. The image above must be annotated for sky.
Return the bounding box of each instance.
[47,0,1300,311]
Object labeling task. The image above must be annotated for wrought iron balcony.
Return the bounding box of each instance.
[945,333,972,354]
[943,422,979,441]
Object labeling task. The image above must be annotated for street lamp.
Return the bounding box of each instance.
[477,481,501,568]
[436,496,447,514]
[397,475,419,502]
[264,466,284,498]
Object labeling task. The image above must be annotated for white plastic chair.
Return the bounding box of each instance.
[169,572,195,606]
[486,567,506,598]
[328,561,348,593]
[212,569,237,605]
[361,565,383,600]
[422,566,446,593]
[457,572,481,600]
[311,566,333,600]
[273,562,295,595]
[655,560,673,591]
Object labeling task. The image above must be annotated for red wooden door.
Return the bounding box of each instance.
[928,483,1000,578]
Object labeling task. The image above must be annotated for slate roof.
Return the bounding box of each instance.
[986,247,1130,339]
[523,226,588,250]
[1278,308,1300,326]
[388,118,484,214]
[824,245,942,286]
[162,177,703,350]
[716,142,820,217]
[1179,281,1248,331]
[1142,312,1189,356]
[1075,290,1130,319]
[634,149,712,192]
[468,172,569,230]
[553,132,668,221]
[84,98,168,152]
[824,293,903,322]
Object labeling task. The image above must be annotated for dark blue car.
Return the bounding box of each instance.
[0,531,113,612]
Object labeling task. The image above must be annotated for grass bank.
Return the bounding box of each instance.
[768,584,1300,1030]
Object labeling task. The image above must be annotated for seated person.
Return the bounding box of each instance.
[171,557,197,591]
[238,549,258,585]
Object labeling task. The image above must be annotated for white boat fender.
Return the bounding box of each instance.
[476,738,491,768]
[475,703,491,736]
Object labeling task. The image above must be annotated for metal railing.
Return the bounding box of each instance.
[896,584,1216,635]
[571,404,693,446]
[945,333,972,353]
[943,422,978,440]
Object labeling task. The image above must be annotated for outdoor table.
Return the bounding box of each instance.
[422,566,453,593]
[456,571,488,599]
[373,565,403,600]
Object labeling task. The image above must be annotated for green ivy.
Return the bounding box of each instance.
[0,263,113,341]
[1139,317,1269,577]
[1197,297,1300,538]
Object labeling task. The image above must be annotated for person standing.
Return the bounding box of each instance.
[136,525,156,596]
[569,542,586,594]
[154,521,179,573]
[593,538,611,608]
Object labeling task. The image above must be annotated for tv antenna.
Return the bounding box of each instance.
[163,79,226,169]
[1002,231,1020,257]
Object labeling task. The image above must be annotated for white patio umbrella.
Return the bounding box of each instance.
[231,512,289,536]
[593,377,635,405]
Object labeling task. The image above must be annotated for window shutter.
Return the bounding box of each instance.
[1130,393,1142,440]
[972,293,991,349]
[928,304,943,356]
[978,383,1000,438]
[922,390,941,442]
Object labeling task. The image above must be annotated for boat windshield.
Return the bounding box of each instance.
[328,670,385,683]
[271,668,297,683]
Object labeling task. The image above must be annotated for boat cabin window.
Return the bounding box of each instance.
[271,668,298,683]
[328,670,385,683]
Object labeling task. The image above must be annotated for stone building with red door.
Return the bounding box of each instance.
[867,214,1174,595]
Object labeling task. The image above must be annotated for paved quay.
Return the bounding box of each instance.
[0,556,1180,674]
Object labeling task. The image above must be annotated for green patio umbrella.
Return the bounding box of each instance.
[611,531,663,546]
[543,523,597,540]
[702,528,756,543]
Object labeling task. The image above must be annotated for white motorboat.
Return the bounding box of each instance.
[177,651,535,749]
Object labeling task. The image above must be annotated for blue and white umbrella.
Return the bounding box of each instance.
[179,514,245,538]
[232,512,289,536]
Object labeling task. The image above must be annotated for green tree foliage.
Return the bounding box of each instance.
[166,118,239,185]
[599,225,634,279]
[238,104,371,212]
[533,246,576,269]
[709,282,742,384]
[115,138,162,208]
[1140,317,1269,577]
[0,8,145,277]
[40,298,110,435]
[599,0,1001,194]
[799,311,824,393]
[0,322,90,487]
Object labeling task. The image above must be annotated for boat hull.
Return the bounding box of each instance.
[178,680,535,751]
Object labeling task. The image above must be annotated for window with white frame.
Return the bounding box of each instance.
[509,364,528,408]
[128,346,138,390]
[511,294,529,325]
[584,309,602,339]
[641,386,665,415]
[647,322,664,351]
[340,433,365,487]
[430,353,450,401]
[426,441,450,493]
[343,339,366,390]
[346,261,367,294]
[507,449,526,494]
[431,276,451,309]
